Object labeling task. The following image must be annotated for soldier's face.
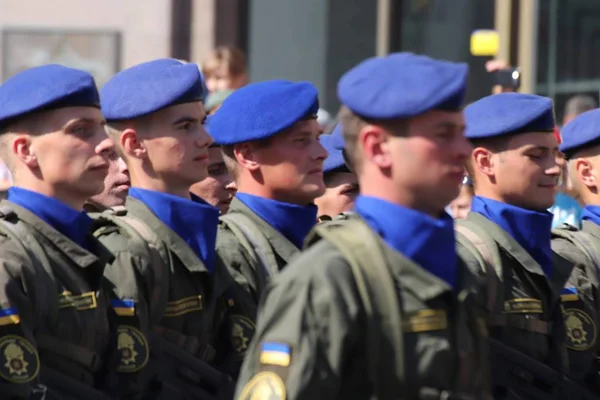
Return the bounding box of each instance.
[491,132,561,210]
[89,152,130,208]
[28,107,113,200]
[389,110,470,215]
[251,119,327,205]
[314,171,358,218]
[189,147,236,213]
[141,102,213,188]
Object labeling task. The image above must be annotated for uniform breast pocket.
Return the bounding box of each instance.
[402,309,453,386]
[55,290,100,339]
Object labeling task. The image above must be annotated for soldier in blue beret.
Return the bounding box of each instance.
[456,92,580,398]
[235,53,492,399]
[208,79,327,368]
[550,108,600,392]
[314,125,358,222]
[0,64,149,398]
[95,58,235,399]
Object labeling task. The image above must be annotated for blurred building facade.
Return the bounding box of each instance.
[0,0,599,120]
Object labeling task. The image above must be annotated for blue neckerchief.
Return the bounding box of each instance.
[354,195,457,287]
[470,196,553,275]
[236,193,318,249]
[129,188,219,272]
[8,187,93,248]
[581,205,600,227]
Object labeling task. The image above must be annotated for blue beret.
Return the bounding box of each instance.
[465,93,555,140]
[101,58,205,121]
[338,52,468,120]
[559,108,600,156]
[320,133,346,173]
[208,80,319,145]
[0,64,99,127]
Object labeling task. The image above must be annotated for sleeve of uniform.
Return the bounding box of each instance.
[0,241,42,398]
[234,242,363,400]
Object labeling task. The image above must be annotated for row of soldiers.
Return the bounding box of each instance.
[0,50,599,400]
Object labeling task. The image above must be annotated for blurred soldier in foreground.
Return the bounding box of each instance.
[235,53,491,400]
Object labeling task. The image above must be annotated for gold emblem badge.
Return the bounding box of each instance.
[116,326,149,373]
[230,315,255,358]
[564,308,597,351]
[238,371,286,400]
[0,335,39,383]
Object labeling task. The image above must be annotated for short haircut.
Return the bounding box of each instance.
[338,106,408,174]
[564,95,597,118]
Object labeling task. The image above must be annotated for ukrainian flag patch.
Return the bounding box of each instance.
[561,287,579,302]
[259,342,291,367]
[111,299,135,317]
[0,308,20,326]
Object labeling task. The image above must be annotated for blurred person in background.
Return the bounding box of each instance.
[315,124,358,221]
[549,93,597,228]
[449,175,474,219]
[189,143,237,214]
[205,89,234,115]
[84,150,130,212]
[563,94,597,126]
[201,46,248,93]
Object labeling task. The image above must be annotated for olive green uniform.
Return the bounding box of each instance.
[215,198,304,367]
[551,220,600,389]
[235,218,491,400]
[95,196,233,397]
[456,213,570,397]
[0,200,143,399]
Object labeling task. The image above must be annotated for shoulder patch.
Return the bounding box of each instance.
[116,326,149,373]
[564,308,597,351]
[0,335,39,383]
[238,371,286,400]
[0,308,20,326]
[259,342,291,367]
[230,315,255,358]
[111,299,136,317]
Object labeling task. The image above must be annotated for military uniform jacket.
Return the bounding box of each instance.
[455,212,569,371]
[97,196,226,361]
[235,218,491,400]
[551,220,600,387]
[215,198,301,366]
[0,200,119,399]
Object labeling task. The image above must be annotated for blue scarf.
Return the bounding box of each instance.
[129,188,219,272]
[8,187,93,248]
[470,196,553,275]
[236,193,318,249]
[355,195,457,287]
[581,205,600,227]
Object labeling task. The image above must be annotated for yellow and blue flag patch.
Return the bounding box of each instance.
[259,342,291,367]
[561,287,579,302]
[0,308,20,326]
[111,299,135,317]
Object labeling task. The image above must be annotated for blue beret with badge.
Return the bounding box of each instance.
[320,133,346,173]
[559,108,600,157]
[0,64,99,127]
[465,93,555,140]
[338,52,468,120]
[101,58,205,121]
[208,80,319,146]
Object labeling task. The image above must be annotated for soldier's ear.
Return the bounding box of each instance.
[121,129,147,160]
[471,147,495,178]
[12,135,38,169]
[576,158,596,189]
[233,143,260,172]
